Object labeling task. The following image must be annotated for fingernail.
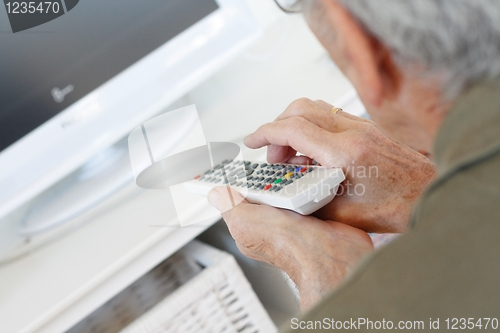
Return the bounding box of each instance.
[207,187,221,209]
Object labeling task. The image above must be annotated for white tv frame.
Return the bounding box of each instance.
[0,0,260,220]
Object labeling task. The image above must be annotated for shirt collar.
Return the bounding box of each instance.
[433,78,500,176]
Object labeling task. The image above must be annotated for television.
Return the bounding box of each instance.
[0,0,260,259]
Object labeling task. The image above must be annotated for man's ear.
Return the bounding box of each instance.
[317,0,401,108]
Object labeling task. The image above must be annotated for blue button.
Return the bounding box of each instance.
[295,166,302,172]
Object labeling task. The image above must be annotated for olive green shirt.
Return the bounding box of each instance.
[284,79,500,332]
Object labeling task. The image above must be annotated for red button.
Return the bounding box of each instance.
[300,167,307,172]
[264,184,272,190]
[194,175,201,180]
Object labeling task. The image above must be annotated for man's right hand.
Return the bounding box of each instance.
[244,98,436,233]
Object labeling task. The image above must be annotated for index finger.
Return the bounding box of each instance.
[244,117,350,167]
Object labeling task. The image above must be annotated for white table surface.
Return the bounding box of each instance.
[0,3,355,332]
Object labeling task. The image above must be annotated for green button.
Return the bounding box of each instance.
[274,178,283,184]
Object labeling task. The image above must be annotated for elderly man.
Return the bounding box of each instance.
[208,0,500,329]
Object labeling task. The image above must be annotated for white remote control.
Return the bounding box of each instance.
[185,160,345,215]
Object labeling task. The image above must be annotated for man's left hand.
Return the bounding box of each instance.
[208,186,374,311]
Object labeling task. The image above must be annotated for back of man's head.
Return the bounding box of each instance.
[336,0,500,98]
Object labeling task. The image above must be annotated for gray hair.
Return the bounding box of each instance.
[335,0,500,99]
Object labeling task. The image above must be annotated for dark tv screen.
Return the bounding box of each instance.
[0,0,219,152]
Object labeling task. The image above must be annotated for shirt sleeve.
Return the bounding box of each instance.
[281,153,500,332]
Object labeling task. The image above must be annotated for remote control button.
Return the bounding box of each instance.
[264,184,272,191]
[295,166,302,172]
[275,171,283,177]
[275,186,283,192]
[194,175,201,180]
[244,161,251,166]
[274,178,283,184]
[268,170,275,176]
[260,163,267,168]
[300,167,308,173]
[252,163,259,169]
[307,167,314,173]
[284,172,293,179]
[246,169,254,176]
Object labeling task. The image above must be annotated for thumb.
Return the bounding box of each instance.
[208,186,248,214]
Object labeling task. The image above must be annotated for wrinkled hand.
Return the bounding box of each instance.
[208,187,374,311]
[244,98,436,233]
